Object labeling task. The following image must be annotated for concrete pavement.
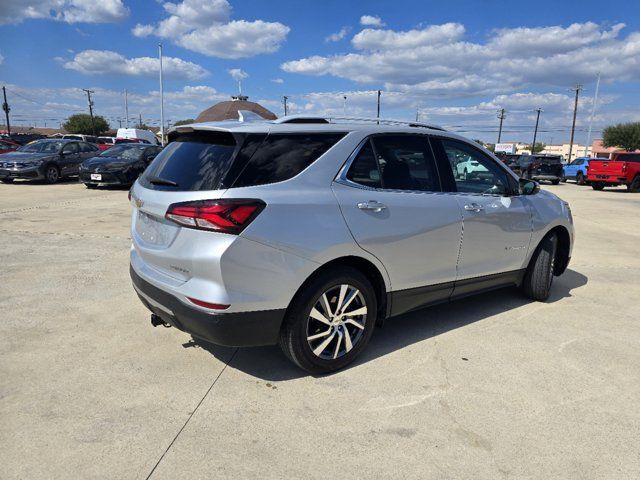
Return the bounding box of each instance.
[1,180,638,479]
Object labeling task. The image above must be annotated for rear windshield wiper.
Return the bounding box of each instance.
[148,176,178,187]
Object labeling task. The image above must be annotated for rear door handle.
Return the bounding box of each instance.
[464,203,484,212]
[357,200,387,212]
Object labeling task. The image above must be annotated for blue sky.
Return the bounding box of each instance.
[0,0,639,144]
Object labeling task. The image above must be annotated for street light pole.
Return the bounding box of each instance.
[376,90,381,124]
[159,43,165,146]
[584,73,600,156]
[531,108,542,154]
[343,95,347,116]
[283,96,288,116]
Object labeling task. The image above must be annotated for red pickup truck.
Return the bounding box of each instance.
[587,153,640,192]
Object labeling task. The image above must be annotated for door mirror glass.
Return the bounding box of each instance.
[519,178,540,195]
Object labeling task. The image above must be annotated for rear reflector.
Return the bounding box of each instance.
[165,199,265,234]
[187,297,230,310]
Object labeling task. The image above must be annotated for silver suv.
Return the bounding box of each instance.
[129,115,573,374]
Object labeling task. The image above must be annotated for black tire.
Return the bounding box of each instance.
[628,175,640,193]
[592,182,605,191]
[576,172,585,185]
[1,178,14,184]
[561,177,567,183]
[44,164,60,184]
[523,233,558,301]
[279,266,377,374]
[84,183,97,189]
[551,179,560,185]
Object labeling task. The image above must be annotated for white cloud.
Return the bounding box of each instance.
[271,78,284,84]
[0,51,4,65]
[325,27,350,43]
[137,0,290,58]
[64,50,209,80]
[228,68,248,81]
[282,22,640,98]
[360,15,385,27]
[0,0,129,25]
[132,24,154,38]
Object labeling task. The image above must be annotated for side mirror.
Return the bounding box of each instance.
[519,178,540,195]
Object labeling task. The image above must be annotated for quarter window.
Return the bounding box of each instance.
[346,141,380,188]
[440,139,510,195]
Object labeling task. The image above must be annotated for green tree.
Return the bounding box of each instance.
[174,119,195,126]
[527,142,545,154]
[485,143,496,153]
[63,114,109,135]
[602,122,640,152]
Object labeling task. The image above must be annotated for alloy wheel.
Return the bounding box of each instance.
[46,166,59,183]
[306,284,367,360]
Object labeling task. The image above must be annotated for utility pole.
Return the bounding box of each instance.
[138,113,143,128]
[531,108,542,154]
[343,95,347,116]
[124,89,129,128]
[118,118,122,128]
[82,88,96,137]
[159,43,165,146]
[376,90,381,124]
[585,73,600,156]
[415,109,419,122]
[497,108,506,143]
[283,95,288,116]
[567,84,583,163]
[2,86,11,135]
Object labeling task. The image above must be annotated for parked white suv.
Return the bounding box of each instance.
[129,115,573,373]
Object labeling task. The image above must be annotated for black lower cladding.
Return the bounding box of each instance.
[389,269,526,318]
[130,266,285,347]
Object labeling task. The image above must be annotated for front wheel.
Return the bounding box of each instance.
[279,267,377,374]
[523,233,558,301]
[576,172,585,185]
[1,178,14,184]
[551,179,560,185]
[592,182,605,191]
[628,175,640,193]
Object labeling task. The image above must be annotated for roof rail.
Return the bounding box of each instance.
[274,115,445,131]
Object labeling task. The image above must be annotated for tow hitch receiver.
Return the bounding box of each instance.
[151,314,172,328]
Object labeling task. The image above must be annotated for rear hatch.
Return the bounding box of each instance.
[533,156,563,176]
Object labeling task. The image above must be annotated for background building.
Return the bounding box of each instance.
[195,95,277,123]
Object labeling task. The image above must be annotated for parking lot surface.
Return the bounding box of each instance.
[1,181,639,479]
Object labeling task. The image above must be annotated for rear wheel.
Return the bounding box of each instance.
[561,177,567,183]
[1,178,14,184]
[576,172,585,185]
[44,165,60,184]
[551,179,560,185]
[628,175,640,193]
[279,267,377,374]
[84,183,97,189]
[592,182,605,191]
[523,233,558,301]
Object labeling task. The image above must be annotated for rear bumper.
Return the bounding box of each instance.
[532,174,561,181]
[79,170,135,186]
[130,265,285,347]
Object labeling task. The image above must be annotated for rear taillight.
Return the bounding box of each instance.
[165,199,265,234]
[622,163,627,173]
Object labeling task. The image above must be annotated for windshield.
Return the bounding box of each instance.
[18,141,64,153]
[99,145,145,160]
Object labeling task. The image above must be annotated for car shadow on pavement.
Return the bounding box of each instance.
[193,268,587,381]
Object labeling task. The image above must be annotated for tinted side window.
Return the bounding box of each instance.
[346,141,381,188]
[372,135,440,192]
[79,142,96,152]
[62,143,78,154]
[440,139,510,195]
[231,133,345,188]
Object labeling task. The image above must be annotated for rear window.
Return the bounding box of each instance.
[535,156,562,164]
[140,131,345,191]
[229,133,345,188]
[139,131,238,191]
[614,153,640,163]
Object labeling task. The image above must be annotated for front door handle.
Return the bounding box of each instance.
[464,203,484,212]
[357,200,387,212]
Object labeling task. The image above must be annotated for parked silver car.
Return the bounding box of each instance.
[129,115,574,373]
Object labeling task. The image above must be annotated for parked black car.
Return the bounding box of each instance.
[79,144,162,188]
[505,154,564,184]
[0,139,99,184]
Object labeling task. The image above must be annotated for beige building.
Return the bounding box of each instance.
[503,142,591,160]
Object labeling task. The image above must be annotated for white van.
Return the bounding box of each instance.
[116,128,158,145]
